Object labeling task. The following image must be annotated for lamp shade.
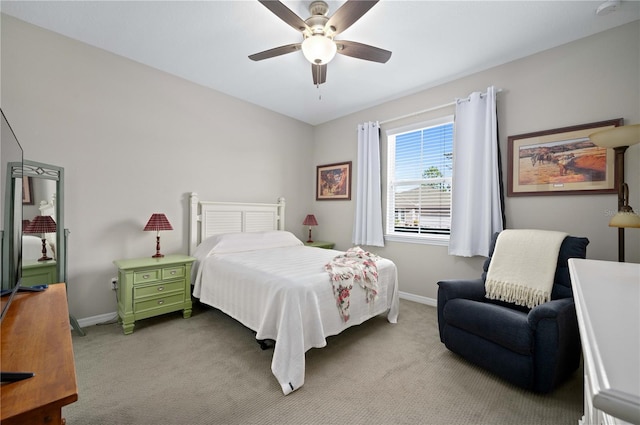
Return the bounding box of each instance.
[144,213,173,232]
[302,214,318,226]
[24,215,57,234]
[609,211,640,228]
[301,35,337,65]
[589,124,640,148]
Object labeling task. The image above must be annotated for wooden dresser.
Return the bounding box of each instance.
[1,283,78,425]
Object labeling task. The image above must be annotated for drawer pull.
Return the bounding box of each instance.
[142,274,150,279]
[157,300,165,305]
[170,270,177,275]
[157,286,164,292]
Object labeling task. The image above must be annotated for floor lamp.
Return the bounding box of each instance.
[589,124,640,262]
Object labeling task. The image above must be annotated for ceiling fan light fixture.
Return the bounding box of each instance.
[301,35,336,65]
[596,0,621,15]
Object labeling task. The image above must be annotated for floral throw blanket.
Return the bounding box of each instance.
[324,247,380,322]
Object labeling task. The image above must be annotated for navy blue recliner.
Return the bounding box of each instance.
[437,232,589,393]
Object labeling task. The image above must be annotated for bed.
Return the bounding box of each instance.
[188,193,399,395]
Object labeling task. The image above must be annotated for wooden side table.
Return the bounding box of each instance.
[304,241,335,249]
[113,254,195,334]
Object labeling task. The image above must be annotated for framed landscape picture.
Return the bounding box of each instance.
[22,176,34,205]
[316,161,351,200]
[507,119,622,196]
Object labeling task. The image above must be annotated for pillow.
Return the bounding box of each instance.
[194,230,303,258]
[23,235,46,261]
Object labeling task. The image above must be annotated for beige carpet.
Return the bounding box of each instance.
[64,299,583,425]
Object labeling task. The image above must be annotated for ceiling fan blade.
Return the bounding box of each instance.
[249,43,301,61]
[312,63,327,85]
[326,0,378,35]
[258,0,309,33]
[336,40,391,63]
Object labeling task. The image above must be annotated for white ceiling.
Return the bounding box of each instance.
[1,1,639,125]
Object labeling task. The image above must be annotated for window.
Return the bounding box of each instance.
[386,116,454,245]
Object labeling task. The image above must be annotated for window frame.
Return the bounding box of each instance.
[385,115,454,246]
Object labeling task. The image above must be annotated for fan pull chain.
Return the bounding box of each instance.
[316,66,322,100]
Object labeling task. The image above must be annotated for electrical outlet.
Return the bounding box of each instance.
[110,277,118,290]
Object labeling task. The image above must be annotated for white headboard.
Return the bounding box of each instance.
[188,192,286,255]
[37,193,57,259]
[38,192,56,220]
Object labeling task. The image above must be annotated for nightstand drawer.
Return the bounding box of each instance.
[133,266,184,285]
[133,269,161,284]
[162,265,185,280]
[134,280,184,299]
[134,293,185,314]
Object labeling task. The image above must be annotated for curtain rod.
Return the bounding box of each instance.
[379,88,502,125]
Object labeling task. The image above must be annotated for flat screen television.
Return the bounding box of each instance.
[1,108,41,382]
[1,108,24,318]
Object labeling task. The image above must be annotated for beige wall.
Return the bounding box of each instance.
[1,15,315,319]
[2,14,638,320]
[313,21,640,303]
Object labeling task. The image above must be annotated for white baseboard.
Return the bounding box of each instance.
[75,292,437,331]
[398,291,437,307]
[77,312,118,329]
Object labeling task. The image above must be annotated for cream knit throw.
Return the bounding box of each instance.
[485,229,567,308]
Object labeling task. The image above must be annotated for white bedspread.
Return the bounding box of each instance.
[192,245,399,395]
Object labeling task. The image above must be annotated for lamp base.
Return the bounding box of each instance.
[38,238,51,262]
[152,235,164,258]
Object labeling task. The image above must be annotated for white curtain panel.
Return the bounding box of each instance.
[448,86,504,257]
[353,121,384,247]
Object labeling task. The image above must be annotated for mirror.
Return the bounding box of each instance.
[1,112,83,334]
[19,161,83,335]
[21,160,66,286]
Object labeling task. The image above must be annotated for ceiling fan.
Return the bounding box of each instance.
[249,0,392,86]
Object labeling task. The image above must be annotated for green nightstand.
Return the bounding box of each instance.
[22,259,57,286]
[113,254,195,335]
[304,241,335,249]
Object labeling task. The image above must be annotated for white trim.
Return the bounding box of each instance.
[75,311,118,329]
[385,115,454,136]
[398,291,437,307]
[385,234,449,246]
[380,103,456,125]
[385,117,454,245]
